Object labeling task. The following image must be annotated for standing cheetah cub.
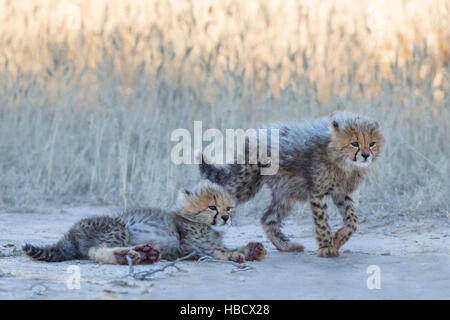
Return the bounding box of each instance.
[23,181,266,264]
[198,112,383,257]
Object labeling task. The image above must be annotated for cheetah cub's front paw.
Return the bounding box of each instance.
[316,246,339,258]
[228,251,246,263]
[242,242,266,261]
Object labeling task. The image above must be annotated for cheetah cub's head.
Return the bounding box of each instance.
[176,180,236,232]
[328,112,383,170]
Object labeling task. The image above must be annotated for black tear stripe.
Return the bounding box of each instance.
[212,212,218,225]
[344,196,353,202]
[353,147,360,161]
[212,194,218,225]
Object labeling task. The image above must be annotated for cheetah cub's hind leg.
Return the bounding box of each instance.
[114,244,161,265]
[89,244,161,265]
[261,196,305,252]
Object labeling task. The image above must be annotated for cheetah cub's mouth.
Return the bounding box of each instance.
[211,225,230,232]
[211,219,232,233]
[210,205,233,233]
[347,156,372,168]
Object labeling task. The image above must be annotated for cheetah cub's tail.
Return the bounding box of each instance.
[22,237,78,262]
[195,150,231,186]
[195,150,264,204]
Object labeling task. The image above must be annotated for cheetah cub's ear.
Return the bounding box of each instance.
[177,188,191,202]
[177,187,208,216]
[331,120,340,131]
[329,112,340,131]
[176,188,192,209]
[180,188,191,196]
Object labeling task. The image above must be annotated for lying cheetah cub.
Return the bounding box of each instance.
[23,181,266,264]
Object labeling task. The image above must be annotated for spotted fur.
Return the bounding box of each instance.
[23,181,266,264]
[198,112,383,257]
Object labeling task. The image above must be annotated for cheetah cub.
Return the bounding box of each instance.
[23,181,266,264]
[198,112,383,257]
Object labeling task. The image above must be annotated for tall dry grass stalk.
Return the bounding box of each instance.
[0,0,448,219]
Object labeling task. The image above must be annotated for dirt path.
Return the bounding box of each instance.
[0,207,449,299]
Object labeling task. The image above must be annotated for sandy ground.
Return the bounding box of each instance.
[0,206,449,300]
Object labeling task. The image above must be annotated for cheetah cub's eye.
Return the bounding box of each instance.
[369,141,376,147]
[226,206,233,213]
[351,142,359,147]
[208,205,217,211]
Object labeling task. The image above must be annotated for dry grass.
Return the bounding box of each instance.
[0,0,448,218]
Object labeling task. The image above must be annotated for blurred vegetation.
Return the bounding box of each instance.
[0,0,448,218]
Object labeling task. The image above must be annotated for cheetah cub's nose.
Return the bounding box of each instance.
[362,152,370,159]
[221,215,230,222]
